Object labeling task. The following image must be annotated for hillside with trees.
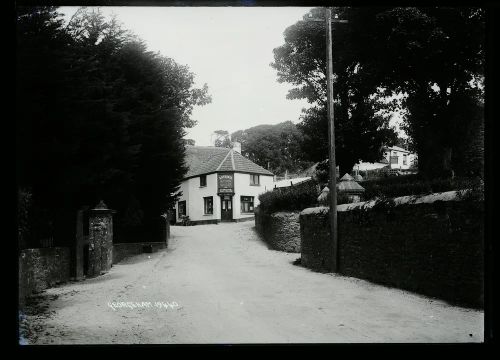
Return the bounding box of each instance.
[231,121,313,176]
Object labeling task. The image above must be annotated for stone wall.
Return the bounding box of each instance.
[19,247,70,308]
[87,207,114,277]
[113,242,167,264]
[255,208,301,253]
[300,191,484,308]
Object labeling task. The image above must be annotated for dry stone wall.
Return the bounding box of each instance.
[255,208,301,253]
[19,247,70,308]
[300,192,484,308]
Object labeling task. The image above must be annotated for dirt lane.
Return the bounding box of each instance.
[20,221,484,344]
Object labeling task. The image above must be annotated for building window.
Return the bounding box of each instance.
[390,156,399,164]
[403,154,407,165]
[241,196,254,213]
[178,201,186,217]
[204,197,213,215]
[200,175,207,187]
[250,174,260,186]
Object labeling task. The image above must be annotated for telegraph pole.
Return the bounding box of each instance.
[307,8,347,273]
[325,8,338,273]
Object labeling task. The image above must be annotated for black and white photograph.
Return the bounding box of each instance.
[16,0,491,345]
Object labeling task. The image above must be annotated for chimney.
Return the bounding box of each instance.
[232,141,241,154]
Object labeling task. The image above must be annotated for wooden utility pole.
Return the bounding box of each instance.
[325,7,338,273]
[308,8,347,273]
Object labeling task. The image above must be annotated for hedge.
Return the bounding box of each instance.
[361,175,483,200]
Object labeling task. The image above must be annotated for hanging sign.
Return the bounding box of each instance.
[217,173,234,194]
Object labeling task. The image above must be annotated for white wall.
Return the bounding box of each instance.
[384,149,416,170]
[176,172,274,222]
[176,173,219,222]
[233,173,274,220]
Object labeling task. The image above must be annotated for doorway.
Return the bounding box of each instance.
[221,195,233,221]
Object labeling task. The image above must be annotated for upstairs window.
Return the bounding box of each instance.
[204,196,213,215]
[250,174,260,186]
[241,196,254,213]
[200,175,207,187]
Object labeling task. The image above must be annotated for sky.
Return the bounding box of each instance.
[60,6,316,146]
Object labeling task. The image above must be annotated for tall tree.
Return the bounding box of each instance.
[212,130,232,148]
[272,7,484,178]
[16,7,211,246]
[369,7,485,178]
[271,7,398,176]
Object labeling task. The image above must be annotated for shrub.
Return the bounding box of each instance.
[258,180,319,213]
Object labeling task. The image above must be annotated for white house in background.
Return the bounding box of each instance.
[382,146,417,170]
[174,144,274,224]
[356,146,417,172]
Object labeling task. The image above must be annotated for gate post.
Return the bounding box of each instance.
[74,207,89,280]
[87,201,115,277]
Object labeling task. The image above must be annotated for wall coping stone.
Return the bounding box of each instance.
[301,190,466,216]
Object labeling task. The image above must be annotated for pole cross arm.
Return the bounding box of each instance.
[305,12,348,23]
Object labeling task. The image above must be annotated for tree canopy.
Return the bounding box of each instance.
[16,7,211,246]
[271,7,398,175]
[271,7,484,178]
[231,121,312,176]
[212,130,233,148]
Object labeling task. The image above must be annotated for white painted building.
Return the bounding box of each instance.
[382,146,417,170]
[356,146,417,172]
[174,145,274,224]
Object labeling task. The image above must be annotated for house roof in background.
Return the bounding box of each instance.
[385,145,411,153]
[183,146,274,179]
[273,177,312,188]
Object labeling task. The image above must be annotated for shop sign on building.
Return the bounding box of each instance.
[218,173,234,194]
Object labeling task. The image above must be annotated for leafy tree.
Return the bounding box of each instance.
[271,7,398,176]
[213,130,232,148]
[16,7,211,246]
[231,121,312,175]
[272,7,484,179]
[369,7,485,178]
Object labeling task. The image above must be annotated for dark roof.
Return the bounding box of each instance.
[340,173,354,181]
[337,177,365,193]
[184,146,274,179]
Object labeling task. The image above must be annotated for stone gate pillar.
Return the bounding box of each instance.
[87,201,115,278]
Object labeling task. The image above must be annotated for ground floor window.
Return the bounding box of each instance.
[204,196,213,215]
[241,196,254,213]
[178,201,186,217]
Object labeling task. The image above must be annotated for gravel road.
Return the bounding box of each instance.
[19,221,484,344]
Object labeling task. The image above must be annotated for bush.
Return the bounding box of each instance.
[258,180,319,213]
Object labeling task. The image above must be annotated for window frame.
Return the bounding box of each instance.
[240,196,255,214]
[200,175,207,187]
[250,174,260,186]
[203,196,213,215]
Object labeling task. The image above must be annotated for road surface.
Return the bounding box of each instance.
[19,221,484,344]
